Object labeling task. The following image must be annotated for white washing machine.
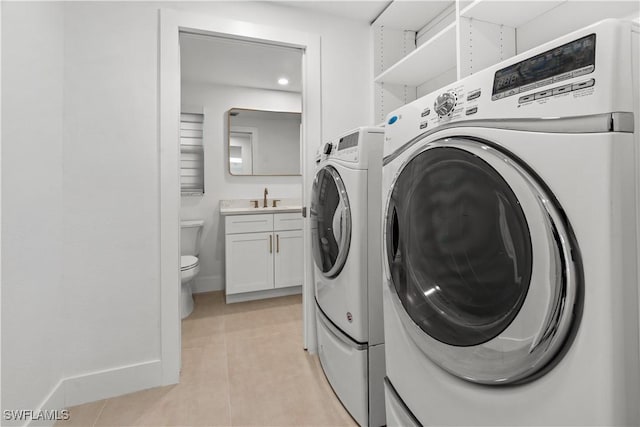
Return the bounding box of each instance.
[382,19,639,426]
[311,127,385,426]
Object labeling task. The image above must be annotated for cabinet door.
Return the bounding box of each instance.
[274,230,304,289]
[225,232,274,295]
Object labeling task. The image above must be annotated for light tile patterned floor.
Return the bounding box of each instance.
[56,291,357,427]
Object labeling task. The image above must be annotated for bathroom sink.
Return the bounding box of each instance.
[219,199,302,215]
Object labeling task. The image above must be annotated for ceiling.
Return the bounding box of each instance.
[274,1,391,23]
[180,32,303,92]
[179,1,446,91]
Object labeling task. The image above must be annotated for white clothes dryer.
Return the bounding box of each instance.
[311,127,385,426]
[382,19,639,426]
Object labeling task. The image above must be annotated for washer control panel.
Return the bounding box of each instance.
[491,33,595,100]
[398,31,600,136]
[434,91,457,117]
[410,76,597,134]
[518,78,595,103]
[418,85,468,130]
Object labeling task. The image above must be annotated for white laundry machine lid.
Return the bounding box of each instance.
[181,255,199,270]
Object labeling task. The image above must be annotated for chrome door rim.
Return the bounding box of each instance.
[312,165,352,278]
[383,136,583,385]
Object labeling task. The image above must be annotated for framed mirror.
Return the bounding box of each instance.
[228,108,301,176]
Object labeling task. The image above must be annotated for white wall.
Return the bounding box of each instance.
[181,82,303,292]
[61,2,162,380]
[1,1,65,423]
[517,1,640,53]
[2,0,371,416]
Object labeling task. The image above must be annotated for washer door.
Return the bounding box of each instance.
[311,165,352,278]
[384,137,582,384]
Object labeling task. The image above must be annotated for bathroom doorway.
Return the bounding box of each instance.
[178,31,304,326]
[159,9,322,384]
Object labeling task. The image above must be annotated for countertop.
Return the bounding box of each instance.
[219,199,302,216]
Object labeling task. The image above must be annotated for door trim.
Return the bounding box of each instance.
[159,9,322,384]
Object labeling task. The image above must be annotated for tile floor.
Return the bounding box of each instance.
[56,291,357,427]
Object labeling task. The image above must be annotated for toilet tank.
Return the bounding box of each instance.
[180,220,204,256]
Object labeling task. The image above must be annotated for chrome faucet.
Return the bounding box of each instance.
[263,187,268,208]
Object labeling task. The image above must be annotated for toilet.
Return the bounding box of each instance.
[180,219,204,319]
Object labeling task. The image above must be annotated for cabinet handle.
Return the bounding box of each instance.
[269,235,272,253]
[276,234,280,253]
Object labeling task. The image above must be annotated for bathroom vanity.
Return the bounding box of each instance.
[220,200,304,303]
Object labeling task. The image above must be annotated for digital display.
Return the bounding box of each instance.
[338,133,359,151]
[493,34,596,96]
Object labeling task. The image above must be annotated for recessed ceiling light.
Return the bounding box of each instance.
[278,77,289,86]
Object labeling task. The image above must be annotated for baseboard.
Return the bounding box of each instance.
[193,275,224,293]
[27,360,163,427]
[63,359,162,407]
[225,285,302,303]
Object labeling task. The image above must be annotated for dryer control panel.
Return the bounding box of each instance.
[323,132,360,163]
[320,127,384,168]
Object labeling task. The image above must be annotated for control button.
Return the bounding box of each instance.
[520,83,537,93]
[322,143,332,155]
[504,89,518,97]
[572,65,595,78]
[553,84,572,95]
[536,77,554,88]
[421,108,431,117]
[388,115,398,125]
[572,78,595,91]
[465,106,478,116]
[434,92,457,117]
[553,72,573,83]
[519,94,535,103]
[419,122,428,129]
[535,90,553,100]
[467,90,481,101]
[491,92,504,101]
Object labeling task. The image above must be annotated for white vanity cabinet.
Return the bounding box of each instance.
[225,212,303,300]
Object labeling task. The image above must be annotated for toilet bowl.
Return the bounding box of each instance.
[181,255,200,319]
[180,220,204,319]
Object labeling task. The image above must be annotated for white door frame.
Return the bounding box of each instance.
[159,8,321,384]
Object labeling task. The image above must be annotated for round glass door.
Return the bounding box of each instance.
[384,137,582,384]
[311,165,352,278]
[387,146,532,347]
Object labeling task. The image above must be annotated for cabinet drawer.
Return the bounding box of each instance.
[274,212,303,231]
[225,214,273,234]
